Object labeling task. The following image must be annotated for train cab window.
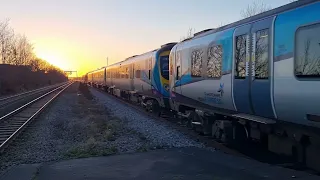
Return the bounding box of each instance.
[255,29,269,79]
[160,55,169,80]
[235,34,247,79]
[207,45,222,78]
[295,23,320,78]
[191,49,203,77]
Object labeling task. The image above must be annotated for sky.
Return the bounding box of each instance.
[0,0,292,76]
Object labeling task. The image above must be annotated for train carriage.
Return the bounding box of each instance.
[169,0,320,171]
[85,0,320,172]
[105,59,134,97]
[105,43,176,112]
[93,67,106,88]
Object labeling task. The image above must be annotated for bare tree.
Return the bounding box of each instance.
[295,39,320,76]
[207,45,222,78]
[241,0,271,18]
[180,27,195,42]
[16,34,34,66]
[0,19,14,64]
[254,30,269,78]
[0,19,67,78]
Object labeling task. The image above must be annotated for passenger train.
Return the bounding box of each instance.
[87,43,176,112]
[85,0,320,171]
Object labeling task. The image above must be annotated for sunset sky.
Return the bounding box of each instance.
[0,0,292,76]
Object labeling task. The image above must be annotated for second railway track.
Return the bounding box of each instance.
[0,81,73,153]
[0,83,67,118]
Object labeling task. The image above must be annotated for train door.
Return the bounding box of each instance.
[233,23,253,115]
[249,17,275,119]
[173,47,182,95]
[233,17,275,119]
[110,68,114,86]
[104,68,106,86]
[129,63,134,90]
[149,56,153,91]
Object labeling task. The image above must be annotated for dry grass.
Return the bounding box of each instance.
[78,82,93,100]
[64,84,125,158]
[65,137,118,158]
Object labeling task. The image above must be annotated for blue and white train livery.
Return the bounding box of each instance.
[169,0,320,171]
[86,0,320,172]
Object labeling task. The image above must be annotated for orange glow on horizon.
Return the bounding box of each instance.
[32,37,103,77]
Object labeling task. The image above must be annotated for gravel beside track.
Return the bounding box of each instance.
[89,87,205,149]
[0,82,206,175]
[0,83,78,174]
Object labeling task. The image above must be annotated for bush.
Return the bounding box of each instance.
[0,64,67,95]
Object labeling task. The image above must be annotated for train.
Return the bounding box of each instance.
[84,0,320,172]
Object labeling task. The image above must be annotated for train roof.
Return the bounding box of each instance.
[103,42,177,68]
[190,0,318,40]
[87,67,105,74]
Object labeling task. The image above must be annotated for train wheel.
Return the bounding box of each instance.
[231,122,249,148]
[201,116,213,136]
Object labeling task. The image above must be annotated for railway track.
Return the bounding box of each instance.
[0,83,67,117]
[0,81,73,152]
[0,82,65,103]
[90,85,320,175]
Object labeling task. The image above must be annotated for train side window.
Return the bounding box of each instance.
[135,70,141,78]
[116,69,120,78]
[235,34,247,79]
[191,49,203,77]
[126,67,129,79]
[130,65,134,79]
[207,45,222,78]
[295,23,320,78]
[255,29,269,79]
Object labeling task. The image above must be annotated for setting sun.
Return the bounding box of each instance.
[35,50,65,68]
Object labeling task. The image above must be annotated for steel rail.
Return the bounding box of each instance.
[0,82,67,102]
[0,81,73,152]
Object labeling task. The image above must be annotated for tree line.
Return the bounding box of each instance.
[0,19,66,77]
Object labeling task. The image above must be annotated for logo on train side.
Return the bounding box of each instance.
[199,83,224,105]
[217,83,224,97]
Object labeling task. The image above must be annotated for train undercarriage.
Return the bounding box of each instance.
[89,83,320,173]
[176,104,320,173]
